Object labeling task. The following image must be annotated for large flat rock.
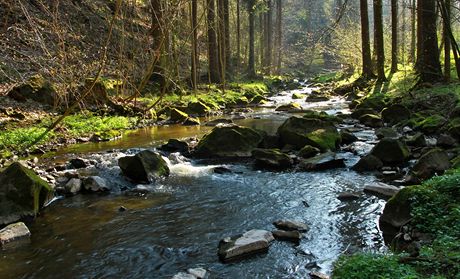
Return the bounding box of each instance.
[0,222,31,246]
[364,182,400,199]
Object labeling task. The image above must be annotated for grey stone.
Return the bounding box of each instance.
[273,220,309,232]
[272,230,302,242]
[83,176,110,192]
[218,229,274,262]
[64,178,82,196]
[364,182,400,199]
[0,222,31,246]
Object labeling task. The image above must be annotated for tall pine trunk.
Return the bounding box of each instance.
[207,0,220,83]
[444,0,451,81]
[275,0,282,74]
[391,0,398,73]
[409,0,416,63]
[237,0,241,70]
[263,0,272,74]
[360,0,373,78]
[373,0,386,81]
[417,0,442,82]
[247,0,256,77]
[150,0,165,87]
[191,0,198,89]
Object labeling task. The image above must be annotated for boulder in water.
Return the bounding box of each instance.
[275,102,302,112]
[82,176,111,192]
[0,162,52,225]
[299,152,346,171]
[0,222,31,246]
[370,138,410,165]
[218,229,274,262]
[340,130,358,145]
[277,117,341,151]
[118,150,170,183]
[298,145,320,158]
[170,108,189,123]
[186,101,211,116]
[375,127,399,139]
[194,126,264,158]
[272,230,302,242]
[359,114,383,128]
[273,219,309,232]
[364,182,400,199]
[405,133,426,147]
[381,104,411,125]
[159,139,190,154]
[64,178,82,196]
[352,155,383,172]
[252,148,293,170]
[379,186,415,239]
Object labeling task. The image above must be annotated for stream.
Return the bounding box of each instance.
[0,83,387,278]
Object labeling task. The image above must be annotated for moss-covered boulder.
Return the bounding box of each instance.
[292,93,304,99]
[194,126,265,157]
[411,149,451,180]
[277,117,341,151]
[183,117,200,126]
[375,127,399,139]
[298,145,320,158]
[186,101,211,116]
[370,138,410,165]
[7,75,57,105]
[381,104,411,125]
[379,186,417,238]
[414,115,446,134]
[118,150,170,184]
[0,162,53,225]
[250,95,268,104]
[303,110,340,123]
[350,108,378,120]
[352,154,383,172]
[359,114,383,128]
[448,118,460,139]
[275,102,302,112]
[252,148,293,170]
[340,130,358,145]
[170,108,189,123]
[405,133,426,147]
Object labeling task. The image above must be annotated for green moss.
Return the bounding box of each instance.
[0,127,54,152]
[333,254,419,279]
[414,115,446,133]
[305,129,340,151]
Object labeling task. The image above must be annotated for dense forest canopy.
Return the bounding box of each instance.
[2,0,459,103]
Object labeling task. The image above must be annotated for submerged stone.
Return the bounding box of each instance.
[218,229,274,262]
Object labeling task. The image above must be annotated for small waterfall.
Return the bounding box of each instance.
[164,152,217,177]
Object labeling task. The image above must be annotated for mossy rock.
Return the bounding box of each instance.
[411,149,451,180]
[375,127,398,139]
[275,102,302,112]
[352,155,383,172]
[359,114,383,128]
[298,145,320,158]
[381,104,411,125]
[91,129,122,142]
[7,74,57,105]
[303,110,340,123]
[183,117,200,126]
[252,148,293,170]
[350,108,378,120]
[118,150,170,184]
[194,126,265,157]
[186,101,211,116]
[414,115,446,134]
[292,93,304,99]
[170,108,189,123]
[277,117,341,151]
[0,162,52,225]
[370,138,410,165]
[379,186,419,238]
[250,95,267,104]
[235,96,250,106]
[448,118,460,138]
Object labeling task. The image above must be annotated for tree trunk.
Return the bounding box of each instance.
[217,0,225,82]
[417,0,442,82]
[264,0,273,74]
[191,0,198,89]
[150,0,165,86]
[391,0,398,73]
[237,0,241,70]
[444,0,451,81]
[247,0,256,77]
[275,0,282,74]
[224,0,231,73]
[409,0,416,63]
[207,0,220,83]
[360,0,373,78]
[373,0,386,81]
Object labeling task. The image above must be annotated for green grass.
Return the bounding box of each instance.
[0,127,54,152]
[61,113,134,137]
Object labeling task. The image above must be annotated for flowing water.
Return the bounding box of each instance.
[0,84,387,278]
